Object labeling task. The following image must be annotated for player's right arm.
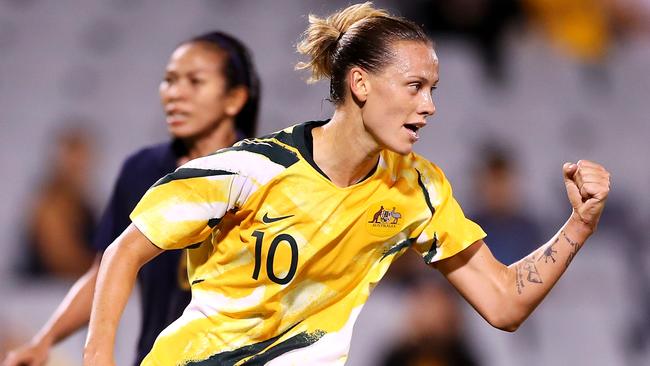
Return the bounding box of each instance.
[2,258,99,366]
[83,225,162,366]
[83,152,251,365]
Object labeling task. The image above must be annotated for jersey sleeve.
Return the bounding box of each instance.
[130,155,251,250]
[412,162,486,264]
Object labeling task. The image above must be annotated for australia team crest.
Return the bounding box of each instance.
[365,201,403,236]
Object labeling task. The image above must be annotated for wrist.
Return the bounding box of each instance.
[567,213,594,240]
[32,332,54,349]
[83,346,113,364]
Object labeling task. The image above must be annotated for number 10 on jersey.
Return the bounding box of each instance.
[251,231,299,285]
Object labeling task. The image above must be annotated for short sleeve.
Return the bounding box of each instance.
[130,155,250,250]
[412,162,486,264]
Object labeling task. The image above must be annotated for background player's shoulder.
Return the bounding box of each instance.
[110,140,177,185]
[123,141,175,170]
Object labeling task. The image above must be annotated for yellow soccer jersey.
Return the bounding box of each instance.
[130,120,486,366]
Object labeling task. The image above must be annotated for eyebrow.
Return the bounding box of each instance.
[408,75,439,86]
[164,69,210,77]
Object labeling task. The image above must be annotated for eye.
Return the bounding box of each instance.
[408,82,422,92]
[190,78,204,86]
[162,75,175,85]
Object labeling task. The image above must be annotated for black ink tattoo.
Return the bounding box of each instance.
[522,256,543,284]
[538,237,558,264]
[516,263,524,295]
[516,255,543,295]
[562,230,581,268]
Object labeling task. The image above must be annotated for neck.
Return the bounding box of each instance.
[312,108,381,187]
[182,119,238,164]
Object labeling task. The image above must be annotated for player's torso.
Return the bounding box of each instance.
[188,156,425,330]
[144,124,437,365]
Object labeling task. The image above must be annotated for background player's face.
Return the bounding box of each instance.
[362,41,438,155]
[159,43,233,140]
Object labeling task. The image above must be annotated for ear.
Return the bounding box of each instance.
[348,67,370,103]
[224,86,249,117]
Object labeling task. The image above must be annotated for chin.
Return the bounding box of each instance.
[168,126,196,140]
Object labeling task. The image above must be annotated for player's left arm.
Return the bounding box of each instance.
[435,160,610,331]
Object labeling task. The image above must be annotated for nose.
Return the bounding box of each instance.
[161,80,187,102]
[418,92,435,117]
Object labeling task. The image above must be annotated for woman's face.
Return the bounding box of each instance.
[361,41,438,155]
[159,43,232,140]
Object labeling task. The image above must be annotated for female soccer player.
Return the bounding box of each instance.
[3,31,259,366]
[84,3,610,366]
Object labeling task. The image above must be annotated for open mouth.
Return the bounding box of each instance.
[403,122,424,141]
[404,123,419,133]
[166,111,190,124]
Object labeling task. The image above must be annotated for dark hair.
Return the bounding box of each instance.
[184,31,260,138]
[296,2,430,104]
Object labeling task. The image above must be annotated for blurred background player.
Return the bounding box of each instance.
[470,143,542,266]
[17,124,97,280]
[380,277,480,366]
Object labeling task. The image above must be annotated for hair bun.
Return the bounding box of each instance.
[296,2,388,83]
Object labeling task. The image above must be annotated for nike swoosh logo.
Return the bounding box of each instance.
[262,213,294,224]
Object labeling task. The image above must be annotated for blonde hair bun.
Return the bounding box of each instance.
[296,2,388,83]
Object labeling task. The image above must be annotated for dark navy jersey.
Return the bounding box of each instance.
[93,139,190,366]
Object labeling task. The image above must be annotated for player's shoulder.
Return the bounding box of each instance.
[383,150,446,182]
[226,127,301,168]
[175,122,312,180]
[255,124,300,150]
[207,122,316,169]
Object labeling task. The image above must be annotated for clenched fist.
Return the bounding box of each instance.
[563,160,610,232]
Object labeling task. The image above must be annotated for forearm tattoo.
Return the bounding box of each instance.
[562,230,581,268]
[516,264,523,295]
[516,255,543,295]
[538,237,558,264]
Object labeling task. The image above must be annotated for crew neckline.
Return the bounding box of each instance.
[292,120,379,186]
